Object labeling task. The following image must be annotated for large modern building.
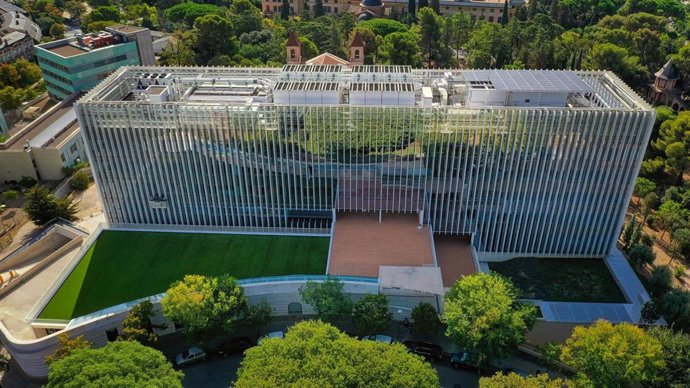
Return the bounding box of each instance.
[76,65,654,261]
[35,25,155,100]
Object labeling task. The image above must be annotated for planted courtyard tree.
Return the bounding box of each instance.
[443,273,537,371]
[161,274,247,341]
[45,340,183,388]
[646,326,690,387]
[352,293,392,335]
[560,320,665,388]
[121,300,167,344]
[628,244,655,269]
[44,334,91,365]
[70,170,90,191]
[24,185,77,225]
[244,298,274,337]
[479,373,569,388]
[299,276,353,323]
[235,320,440,388]
[410,301,442,339]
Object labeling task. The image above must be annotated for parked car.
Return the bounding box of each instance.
[403,340,444,361]
[258,331,284,345]
[450,352,502,375]
[215,337,255,356]
[175,346,206,367]
[362,334,393,344]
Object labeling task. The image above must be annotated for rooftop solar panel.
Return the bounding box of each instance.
[462,70,593,93]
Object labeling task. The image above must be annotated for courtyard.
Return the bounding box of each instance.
[489,257,627,303]
[39,231,330,320]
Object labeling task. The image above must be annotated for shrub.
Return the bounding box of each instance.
[628,244,655,268]
[2,190,19,200]
[19,176,37,188]
[70,171,90,191]
[674,265,686,281]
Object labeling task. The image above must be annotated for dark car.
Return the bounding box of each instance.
[450,351,478,371]
[403,341,444,361]
[215,337,255,357]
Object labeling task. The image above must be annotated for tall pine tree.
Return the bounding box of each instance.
[281,0,290,19]
[501,0,509,25]
[314,0,324,17]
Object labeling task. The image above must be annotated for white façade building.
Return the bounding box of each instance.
[75,65,654,261]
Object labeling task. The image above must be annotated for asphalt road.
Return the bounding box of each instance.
[180,354,481,388]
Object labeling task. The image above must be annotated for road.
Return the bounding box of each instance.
[180,354,481,388]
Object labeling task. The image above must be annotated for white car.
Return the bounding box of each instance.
[362,334,393,344]
[258,331,284,345]
[175,346,206,367]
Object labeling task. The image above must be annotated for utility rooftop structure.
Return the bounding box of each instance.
[77,65,653,260]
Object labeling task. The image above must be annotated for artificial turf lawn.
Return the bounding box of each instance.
[39,230,329,320]
[489,257,627,303]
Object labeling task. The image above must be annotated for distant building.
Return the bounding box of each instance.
[0,94,86,182]
[35,25,155,100]
[646,59,688,112]
[262,0,522,23]
[287,31,366,67]
[0,0,42,64]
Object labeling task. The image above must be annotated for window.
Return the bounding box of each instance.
[70,143,79,153]
[288,302,303,315]
[105,328,119,342]
[290,49,296,59]
[60,153,66,162]
[354,49,360,59]
[489,16,494,22]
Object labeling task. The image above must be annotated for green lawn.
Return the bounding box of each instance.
[39,231,329,320]
[489,257,626,303]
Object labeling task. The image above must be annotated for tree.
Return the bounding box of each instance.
[501,0,509,25]
[584,43,648,88]
[378,32,422,66]
[44,334,91,365]
[24,185,77,225]
[537,342,562,373]
[299,276,352,322]
[70,170,90,191]
[298,36,319,60]
[46,340,183,388]
[161,274,247,341]
[244,298,274,336]
[410,301,441,339]
[50,23,65,39]
[671,228,690,262]
[313,0,324,17]
[230,0,263,36]
[646,326,690,387]
[408,0,415,20]
[627,244,655,268]
[194,14,234,63]
[280,0,290,19]
[235,320,440,388]
[358,19,409,37]
[417,7,445,68]
[649,265,673,298]
[656,200,688,240]
[165,3,221,26]
[65,0,86,20]
[660,289,690,330]
[352,293,392,335]
[621,218,638,251]
[560,320,665,388]
[0,86,24,111]
[443,273,537,370]
[479,373,569,388]
[13,59,42,88]
[121,300,166,344]
[634,177,656,199]
[158,30,197,66]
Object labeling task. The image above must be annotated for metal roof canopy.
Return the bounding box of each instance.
[462,70,594,93]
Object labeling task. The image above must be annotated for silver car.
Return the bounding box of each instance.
[175,346,206,367]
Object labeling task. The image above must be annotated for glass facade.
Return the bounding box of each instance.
[35,41,140,99]
[77,66,655,258]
